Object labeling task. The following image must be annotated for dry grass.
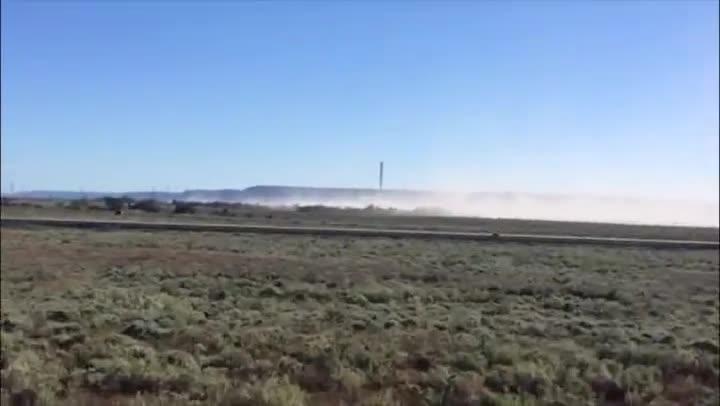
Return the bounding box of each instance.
[3,201,718,241]
[1,225,718,405]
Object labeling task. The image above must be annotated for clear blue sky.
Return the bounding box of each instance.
[1,0,718,201]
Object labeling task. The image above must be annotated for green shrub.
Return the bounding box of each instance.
[173,201,197,214]
[103,197,131,212]
[451,352,483,372]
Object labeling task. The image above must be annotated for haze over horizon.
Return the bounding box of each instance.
[6,185,719,228]
[8,184,720,205]
[1,1,718,224]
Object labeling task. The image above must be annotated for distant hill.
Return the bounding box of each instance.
[6,186,440,204]
[5,190,181,201]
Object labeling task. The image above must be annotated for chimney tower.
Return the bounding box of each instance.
[379,161,384,190]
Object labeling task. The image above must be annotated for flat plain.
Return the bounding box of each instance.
[2,202,719,242]
[1,211,718,405]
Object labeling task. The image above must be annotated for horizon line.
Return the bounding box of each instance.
[4,185,719,206]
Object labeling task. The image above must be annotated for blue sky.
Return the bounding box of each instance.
[1,0,718,202]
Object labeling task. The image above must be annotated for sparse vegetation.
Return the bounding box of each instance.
[173,201,198,215]
[66,198,90,211]
[104,197,133,213]
[1,225,718,405]
[131,199,163,213]
[2,201,718,242]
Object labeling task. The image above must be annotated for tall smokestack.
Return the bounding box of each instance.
[379,161,384,190]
